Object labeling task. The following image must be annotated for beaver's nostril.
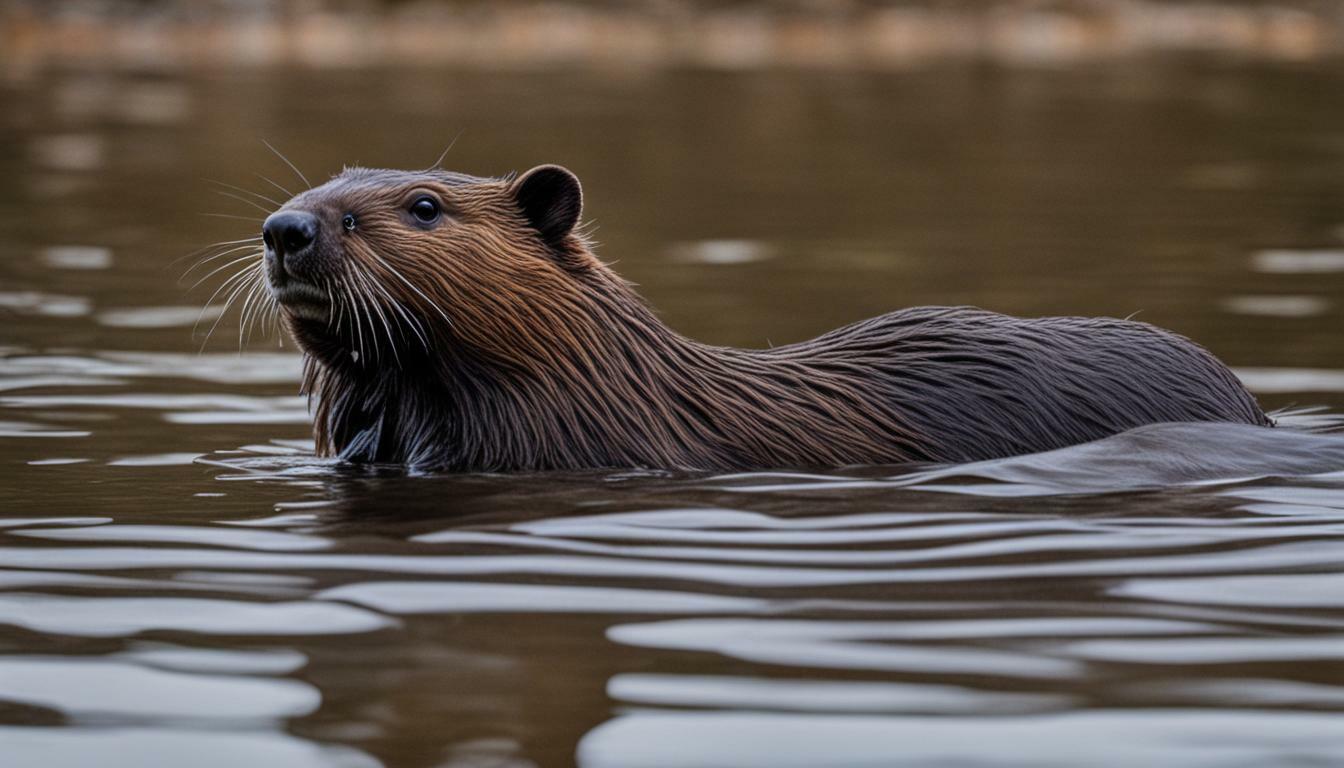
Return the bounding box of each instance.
[284,223,314,252]
[262,211,319,259]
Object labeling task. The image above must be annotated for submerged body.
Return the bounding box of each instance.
[256,164,1268,471]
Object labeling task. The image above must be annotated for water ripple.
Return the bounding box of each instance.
[578,710,1344,768]
[608,674,1073,714]
[11,524,333,551]
[0,594,395,637]
[0,727,382,768]
[0,657,320,720]
[608,616,1228,677]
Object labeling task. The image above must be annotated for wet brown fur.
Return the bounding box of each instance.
[267,166,1269,471]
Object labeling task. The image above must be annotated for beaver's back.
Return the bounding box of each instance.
[780,306,1269,462]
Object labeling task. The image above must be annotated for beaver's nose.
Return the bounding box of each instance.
[262,210,319,271]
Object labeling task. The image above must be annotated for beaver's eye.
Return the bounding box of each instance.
[409,196,440,224]
[341,213,357,232]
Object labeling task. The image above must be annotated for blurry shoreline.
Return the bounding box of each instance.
[2,1,1341,74]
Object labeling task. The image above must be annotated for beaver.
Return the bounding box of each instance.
[258,164,1269,471]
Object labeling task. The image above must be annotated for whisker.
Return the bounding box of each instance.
[247,271,275,349]
[237,276,257,351]
[262,138,312,190]
[200,264,261,352]
[354,285,384,366]
[207,281,253,351]
[353,266,402,368]
[362,267,429,352]
[375,279,429,351]
[341,281,367,365]
[365,247,453,329]
[195,262,259,329]
[326,281,340,332]
[256,172,295,199]
[266,282,281,341]
[238,270,268,351]
[213,189,275,217]
[201,212,265,223]
[168,235,262,270]
[207,178,283,209]
[180,243,265,281]
[189,251,264,292]
[429,129,464,170]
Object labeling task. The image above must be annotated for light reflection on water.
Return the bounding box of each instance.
[578,710,1344,768]
[3,61,1344,767]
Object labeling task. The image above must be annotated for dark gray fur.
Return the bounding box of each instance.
[789,306,1269,462]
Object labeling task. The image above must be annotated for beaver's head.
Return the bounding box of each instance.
[261,165,594,372]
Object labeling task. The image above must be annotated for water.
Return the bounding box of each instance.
[3,60,1344,767]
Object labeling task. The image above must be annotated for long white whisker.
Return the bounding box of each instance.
[267,284,281,342]
[363,269,428,352]
[256,172,295,199]
[378,283,427,350]
[354,285,383,366]
[181,243,265,281]
[429,129,464,170]
[252,273,276,347]
[189,252,264,291]
[365,248,453,329]
[239,270,268,351]
[200,212,265,223]
[327,281,340,332]
[213,189,274,217]
[262,139,312,189]
[206,178,282,209]
[200,264,260,352]
[170,235,262,270]
[342,282,367,364]
[195,260,262,330]
[354,266,402,368]
[238,277,258,351]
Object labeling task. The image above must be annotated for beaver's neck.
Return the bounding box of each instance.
[310,267,922,471]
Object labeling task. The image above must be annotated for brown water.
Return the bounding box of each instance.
[3,61,1344,767]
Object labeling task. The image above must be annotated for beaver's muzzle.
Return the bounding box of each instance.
[262,209,328,320]
[262,210,320,284]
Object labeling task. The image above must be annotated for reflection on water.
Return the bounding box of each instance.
[579,710,1344,768]
[3,60,1344,767]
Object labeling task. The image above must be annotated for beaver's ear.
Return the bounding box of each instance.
[510,165,582,248]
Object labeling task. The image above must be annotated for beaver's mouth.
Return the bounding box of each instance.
[270,280,330,322]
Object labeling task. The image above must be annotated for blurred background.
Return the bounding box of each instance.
[2,0,1342,407]
[4,1,1343,68]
